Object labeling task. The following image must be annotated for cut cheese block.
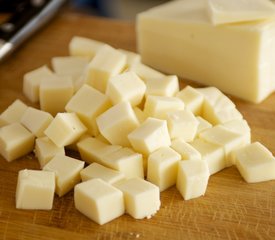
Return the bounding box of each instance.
[74,178,125,225]
[0,99,28,127]
[80,163,125,184]
[115,178,160,219]
[43,155,84,197]
[137,0,275,103]
[233,142,275,183]
[207,0,275,25]
[171,138,201,161]
[16,169,55,210]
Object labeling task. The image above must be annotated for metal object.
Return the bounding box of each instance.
[0,0,67,62]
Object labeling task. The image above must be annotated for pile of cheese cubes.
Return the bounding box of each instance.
[1,36,275,225]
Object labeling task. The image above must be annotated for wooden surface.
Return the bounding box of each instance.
[1,10,275,240]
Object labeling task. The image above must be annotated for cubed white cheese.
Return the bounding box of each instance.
[171,138,201,161]
[147,147,181,191]
[74,178,125,225]
[43,155,84,197]
[16,169,55,210]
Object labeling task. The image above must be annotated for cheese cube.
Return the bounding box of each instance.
[20,107,53,138]
[77,137,122,164]
[137,0,275,103]
[96,101,139,147]
[0,123,35,162]
[69,36,107,59]
[128,117,171,156]
[129,62,165,81]
[80,163,125,184]
[106,71,146,106]
[145,75,179,97]
[196,87,242,125]
[171,138,201,161]
[207,0,275,25]
[66,132,91,152]
[35,137,65,168]
[190,138,225,175]
[144,95,185,119]
[147,147,181,191]
[51,56,89,79]
[101,147,144,179]
[43,155,84,197]
[133,107,147,124]
[176,86,204,116]
[234,142,275,183]
[44,112,87,147]
[85,45,127,93]
[176,160,210,200]
[16,169,55,210]
[221,119,251,147]
[118,49,141,68]
[0,99,28,127]
[65,84,111,136]
[115,178,160,219]
[39,78,74,116]
[196,116,212,136]
[166,110,199,141]
[199,125,247,167]
[74,178,124,225]
[23,65,54,103]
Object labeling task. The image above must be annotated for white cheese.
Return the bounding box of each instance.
[43,155,84,197]
[74,178,125,225]
[171,138,201,161]
[115,178,160,219]
[16,169,55,210]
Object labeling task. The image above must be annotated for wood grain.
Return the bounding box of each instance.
[0,11,275,240]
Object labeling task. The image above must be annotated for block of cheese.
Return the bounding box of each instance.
[80,163,125,184]
[196,116,212,136]
[51,56,89,79]
[166,109,199,141]
[144,95,185,119]
[77,137,122,164]
[23,65,54,103]
[176,159,210,200]
[221,119,251,149]
[147,147,181,191]
[65,84,111,136]
[118,49,141,68]
[128,117,171,156]
[106,71,146,106]
[43,155,84,197]
[74,178,125,225]
[101,147,144,179]
[196,87,243,125]
[35,137,65,168]
[39,78,74,116]
[137,0,275,103]
[0,99,28,127]
[69,36,107,59]
[0,123,35,162]
[207,0,275,25]
[233,142,275,183]
[176,86,204,116]
[85,45,127,93]
[96,101,139,147]
[129,62,165,82]
[171,138,201,161]
[21,107,53,138]
[16,169,55,210]
[145,75,179,97]
[44,112,87,147]
[199,125,247,167]
[115,178,160,219]
[190,138,225,175]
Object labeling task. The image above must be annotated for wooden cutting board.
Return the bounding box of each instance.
[0,10,275,240]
